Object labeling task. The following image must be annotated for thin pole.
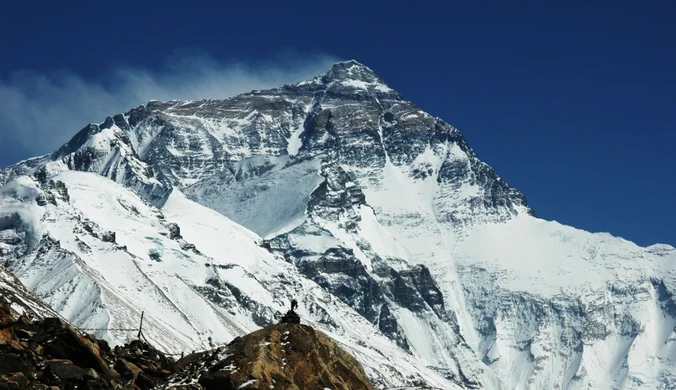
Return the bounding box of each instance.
[137,311,144,339]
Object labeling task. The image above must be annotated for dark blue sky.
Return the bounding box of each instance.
[1,1,674,246]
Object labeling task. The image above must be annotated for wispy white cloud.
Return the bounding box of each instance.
[0,52,339,165]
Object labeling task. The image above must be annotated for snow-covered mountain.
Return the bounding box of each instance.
[1,60,675,389]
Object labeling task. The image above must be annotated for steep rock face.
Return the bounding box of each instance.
[453,217,676,389]
[1,119,167,206]
[265,159,483,386]
[170,323,375,390]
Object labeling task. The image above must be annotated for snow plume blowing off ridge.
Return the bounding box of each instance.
[0,52,340,165]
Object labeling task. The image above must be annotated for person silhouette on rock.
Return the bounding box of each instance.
[280,299,301,324]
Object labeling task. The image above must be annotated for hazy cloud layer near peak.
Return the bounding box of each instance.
[0,52,340,166]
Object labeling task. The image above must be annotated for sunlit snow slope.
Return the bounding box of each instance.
[0,172,457,389]
[1,60,676,390]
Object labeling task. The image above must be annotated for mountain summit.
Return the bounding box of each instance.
[318,59,390,84]
[1,61,675,389]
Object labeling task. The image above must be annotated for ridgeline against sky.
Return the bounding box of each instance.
[0,1,673,246]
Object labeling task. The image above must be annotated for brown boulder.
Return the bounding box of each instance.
[114,359,142,381]
[40,326,112,376]
[0,299,13,327]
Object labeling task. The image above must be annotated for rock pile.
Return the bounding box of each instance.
[279,310,300,324]
[0,296,173,389]
[279,299,300,324]
[112,340,175,389]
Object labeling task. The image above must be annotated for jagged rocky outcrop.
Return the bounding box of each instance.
[168,323,375,390]
[0,295,175,389]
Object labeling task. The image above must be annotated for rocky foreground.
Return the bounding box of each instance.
[168,323,374,390]
[0,296,375,389]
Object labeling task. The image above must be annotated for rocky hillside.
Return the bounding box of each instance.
[0,293,376,390]
[0,294,174,389]
[168,323,375,390]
